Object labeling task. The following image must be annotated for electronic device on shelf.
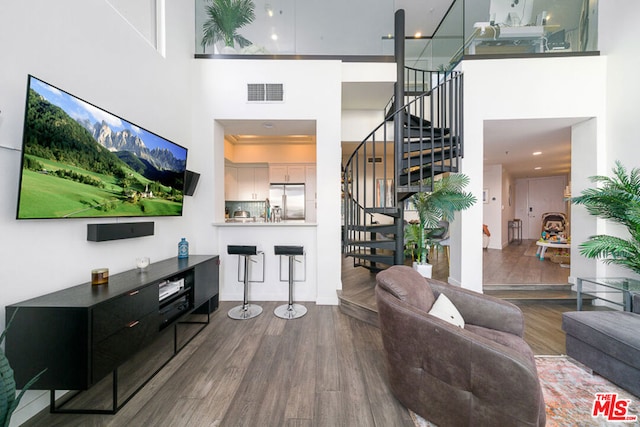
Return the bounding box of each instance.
[158,278,185,301]
[159,294,191,327]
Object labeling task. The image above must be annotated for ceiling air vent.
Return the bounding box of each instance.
[247,83,284,102]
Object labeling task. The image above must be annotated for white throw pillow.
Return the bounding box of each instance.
[428,294,465,328]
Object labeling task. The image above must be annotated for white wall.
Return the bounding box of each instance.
[483,164,502,249]
[570,119,598,282]
[0,0,196,423]
[598,0,640,280]
[501,167,517,247]
[192,59,343,305]
[458,55,606,292]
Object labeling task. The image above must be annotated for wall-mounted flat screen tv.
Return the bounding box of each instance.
[16,75,188,219]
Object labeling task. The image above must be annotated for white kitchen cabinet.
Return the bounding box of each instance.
[269,165,288,183]
[253,167,269,199]
[305,199,317,222]
[269,164,307,183]
[225,166,238,200]
[305,166,317,222]
[236,166,269,200]
[305,166,316,200]
[287,165,306,183]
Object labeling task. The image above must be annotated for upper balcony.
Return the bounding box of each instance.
[195,0,599,68]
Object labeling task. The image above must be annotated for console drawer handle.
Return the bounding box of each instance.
[127,320,140,328]
[128,290,140,296]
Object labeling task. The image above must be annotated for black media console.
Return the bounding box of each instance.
[5,255,219,414]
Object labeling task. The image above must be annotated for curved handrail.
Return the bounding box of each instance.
[343,69,459,171]
[342,68,463,267]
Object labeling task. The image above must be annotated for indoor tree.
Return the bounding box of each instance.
[572,160,640,274]
[201,0,255,53]
[404,173,476,266]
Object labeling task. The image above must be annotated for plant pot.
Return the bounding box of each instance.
[413,261,433,278]
[220,45,237,54]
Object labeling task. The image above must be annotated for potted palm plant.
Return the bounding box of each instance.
[1,311,45,427]
[404,173,476,277]
[572,161,640,274]
[201,0,256,54]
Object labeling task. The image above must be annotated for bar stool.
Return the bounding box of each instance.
[227,245,263,320]
[274,245,307,320]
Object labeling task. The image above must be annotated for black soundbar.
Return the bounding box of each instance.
[87,222,155,242]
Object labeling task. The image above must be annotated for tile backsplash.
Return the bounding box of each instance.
[225,201,267,219]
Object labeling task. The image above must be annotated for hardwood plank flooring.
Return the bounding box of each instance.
[483,240,570,285]
[21,243,606,426]
[339,243,612,356]
[22,302,413,427]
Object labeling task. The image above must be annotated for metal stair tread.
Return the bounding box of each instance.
[348,223,396,232]
[364,207,401,217]
[346,239,396,249]
[345,252,395,265]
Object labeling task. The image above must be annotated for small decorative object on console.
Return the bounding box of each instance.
[178,237,189,259]
[136,257,150,270]
[90,268,109,286]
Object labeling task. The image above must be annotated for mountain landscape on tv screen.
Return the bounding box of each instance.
[17,79,187,219]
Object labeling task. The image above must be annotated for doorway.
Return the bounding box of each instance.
[516,175,568,240]
[482,118,578,286]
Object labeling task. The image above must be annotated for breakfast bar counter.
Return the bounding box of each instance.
[213,221,317,227]
[212,221,318,303]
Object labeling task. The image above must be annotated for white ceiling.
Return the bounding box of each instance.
[483,118,585,179]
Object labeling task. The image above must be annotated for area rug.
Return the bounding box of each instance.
[410,355,640,426]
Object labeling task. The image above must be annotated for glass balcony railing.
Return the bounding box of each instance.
[195,0,598,65]
[420,0,599,71]
[195,0,395,56]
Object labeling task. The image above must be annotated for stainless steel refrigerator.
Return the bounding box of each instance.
[269,184,305,220]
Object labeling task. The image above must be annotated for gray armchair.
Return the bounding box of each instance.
[375,266,545,427]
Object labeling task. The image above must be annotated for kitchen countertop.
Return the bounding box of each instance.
[213,220,317,227]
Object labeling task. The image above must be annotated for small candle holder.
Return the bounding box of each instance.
[91,268,109,286]
[136,257,150,271]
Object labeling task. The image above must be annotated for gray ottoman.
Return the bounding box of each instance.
[562,310,640,397]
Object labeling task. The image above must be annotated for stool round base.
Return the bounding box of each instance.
[274,303,307,320]
[228,304,263,320]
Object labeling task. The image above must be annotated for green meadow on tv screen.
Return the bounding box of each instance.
[16,75,188,219]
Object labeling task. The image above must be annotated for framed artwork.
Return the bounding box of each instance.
[376,179,394,207]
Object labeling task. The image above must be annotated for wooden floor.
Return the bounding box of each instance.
[22,242,606,426]
[339,242,610,356]
[483,239,570,285]
[23,302,414,427]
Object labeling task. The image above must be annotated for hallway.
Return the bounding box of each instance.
[483,239,570,286]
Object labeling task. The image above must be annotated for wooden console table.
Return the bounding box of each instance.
[5,255,219,414]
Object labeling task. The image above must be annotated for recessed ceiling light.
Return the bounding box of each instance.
[271,34,278,41]
[534,166,542,170]
[414,32,422,38]
[533,151,542,156]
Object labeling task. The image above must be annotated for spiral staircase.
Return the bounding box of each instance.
[342,12,464,273]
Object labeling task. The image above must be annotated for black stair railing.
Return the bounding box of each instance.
[342,68,463,271]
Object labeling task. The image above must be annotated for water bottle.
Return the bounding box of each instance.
[178,237,189,259]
